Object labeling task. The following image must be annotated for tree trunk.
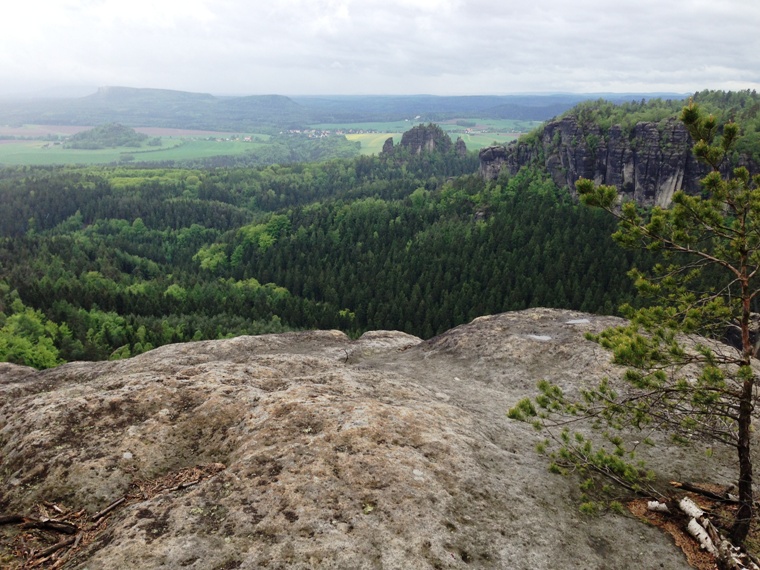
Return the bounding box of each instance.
[732,279,755,545]
[731,377,754,545]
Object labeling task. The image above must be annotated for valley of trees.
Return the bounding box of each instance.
[0,126,644,368]
[3,90,758,370]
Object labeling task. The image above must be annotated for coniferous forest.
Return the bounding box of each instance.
[0,136,645,369]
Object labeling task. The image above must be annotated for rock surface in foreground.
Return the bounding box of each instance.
[1,309,732,569]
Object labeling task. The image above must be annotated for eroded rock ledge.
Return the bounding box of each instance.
[1,309,728,569]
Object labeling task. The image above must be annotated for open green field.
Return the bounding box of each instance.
[316,118,541,154]
[344,133,398,155]
[312,120,414,132]
[443,131,521,151]
[440,119,542,132]
[0,137,270,166]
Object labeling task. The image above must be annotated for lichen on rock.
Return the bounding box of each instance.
[1,310,717,569]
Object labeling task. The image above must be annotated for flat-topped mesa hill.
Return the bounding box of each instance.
[0,309,739,569]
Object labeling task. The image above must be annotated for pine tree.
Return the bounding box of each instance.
[511,102,760,547]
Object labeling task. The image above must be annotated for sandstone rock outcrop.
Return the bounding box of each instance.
[454,136,467,157]
[1,309,739,569]
[478,145,509,181]
[479,116,737,207]
[398,123,452,155]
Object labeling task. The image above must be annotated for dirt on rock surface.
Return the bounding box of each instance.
[0,309,736,569]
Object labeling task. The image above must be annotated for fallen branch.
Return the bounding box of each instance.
[91,497,126,522]
[43,502,65,515]
[20,519,78,535]
[47,532,83,570]
[3,463,227,568]
[1,515,78,534]
[169,479,201,492]
[32,535,76,559]
[686,517,717,555]
[672,481,739,503]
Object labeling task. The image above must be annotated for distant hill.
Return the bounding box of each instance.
[0,87,685,131]
[291,93,685,122]
[215,94,310,129]
[0,87,307,132]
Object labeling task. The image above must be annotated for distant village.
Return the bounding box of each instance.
[198,129,374,141]
[279,128,379,138]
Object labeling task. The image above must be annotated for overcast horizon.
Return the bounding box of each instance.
[3,0,759,98]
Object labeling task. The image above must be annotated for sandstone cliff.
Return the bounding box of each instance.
[0,309,740,569]
[480,117,717,207]
[384,123,455,156]
[454,136,467,157]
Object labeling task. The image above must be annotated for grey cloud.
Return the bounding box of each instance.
[1,0,759,96]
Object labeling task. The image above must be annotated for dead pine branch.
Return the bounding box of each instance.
[42,502,65,515]
[20,519,78,535]
[91,497,126,522]
[2,463,227,568]
[169,479,201,492]
[47,532,84,570]
[1,515,78,534]
[31,534,77,560]
[672,481,739,503]
[0,514,25,525]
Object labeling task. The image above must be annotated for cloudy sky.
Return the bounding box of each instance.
[2,0,759,97]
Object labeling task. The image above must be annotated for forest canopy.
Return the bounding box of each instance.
[0,151,637,367]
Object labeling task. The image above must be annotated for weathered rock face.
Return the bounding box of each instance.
[1,309,739,569]
[381,136,394,154]
[454,136,467,157]
[479,145,509,181]
[398,123,452,155]
[480,116,720,207]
